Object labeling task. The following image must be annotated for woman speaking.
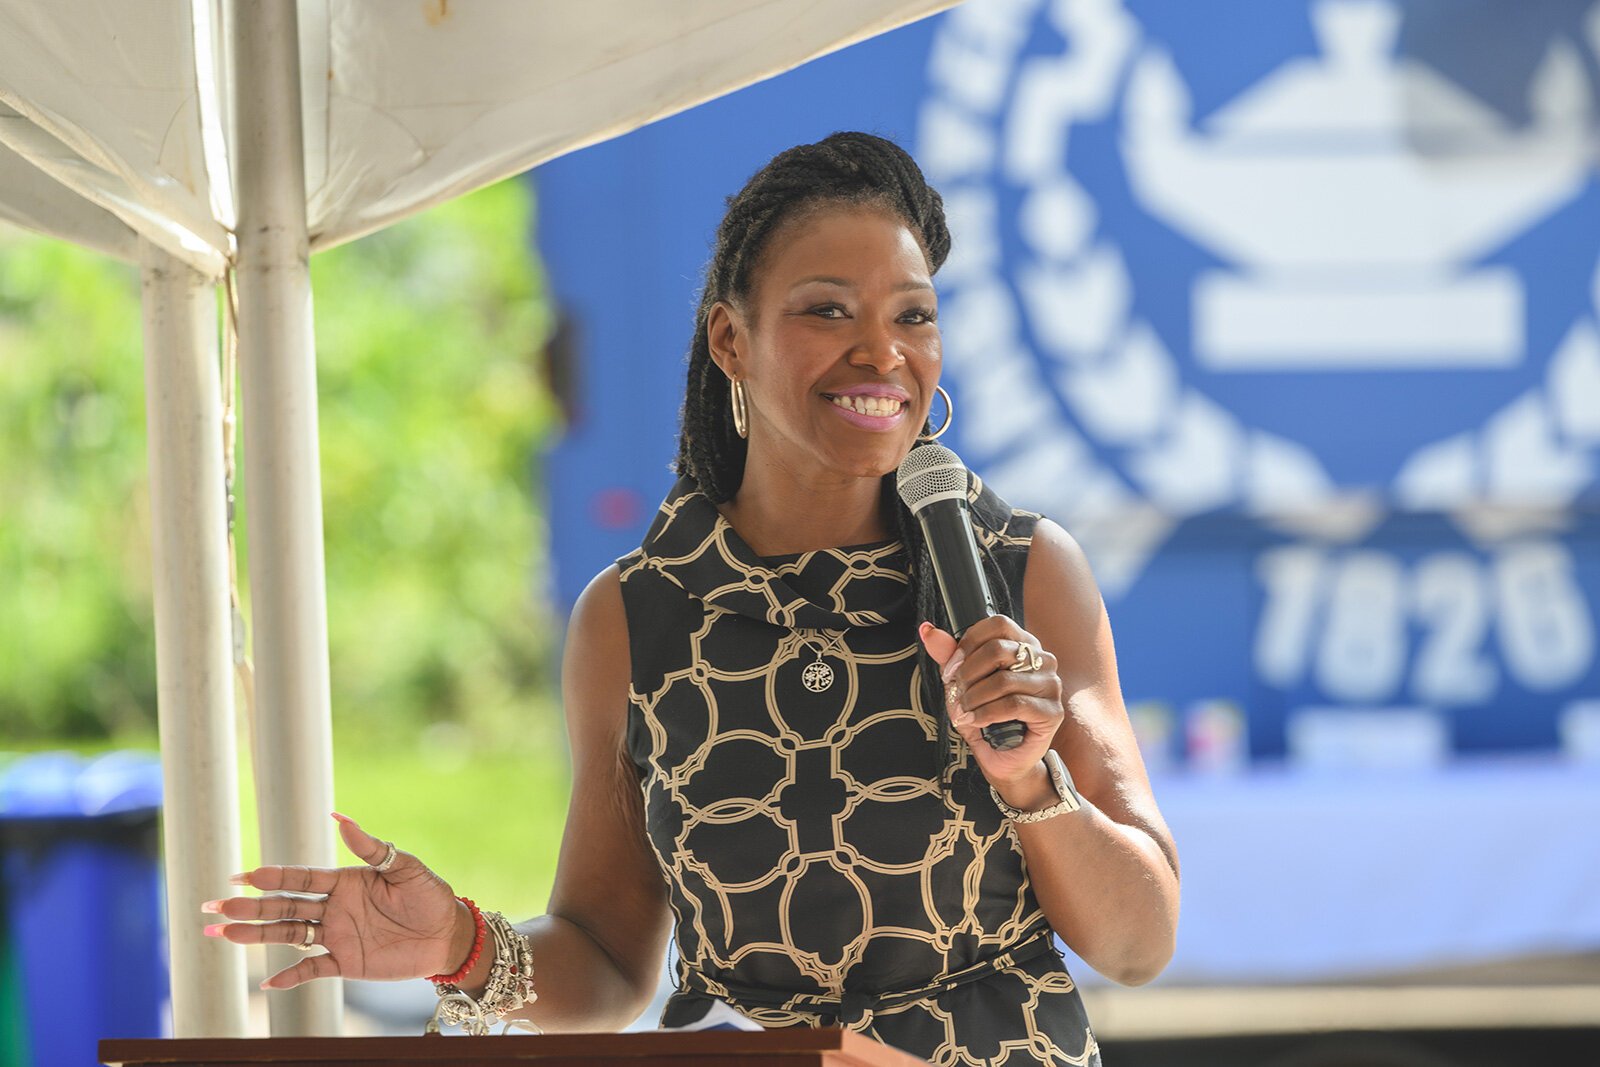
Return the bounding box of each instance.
[204,132,1179,1066]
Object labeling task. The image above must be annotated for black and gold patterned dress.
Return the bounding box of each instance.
[616,475,1101,1066]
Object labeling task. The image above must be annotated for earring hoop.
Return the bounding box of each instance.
[730,378,749,439]
[919,385,954,442]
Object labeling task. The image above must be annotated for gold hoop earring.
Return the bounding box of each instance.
[919,385,953,441]
[730,378,749,439]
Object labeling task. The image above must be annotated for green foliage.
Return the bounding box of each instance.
[1,179,559,742]
[0,227,155,737]
[301,179,559,742]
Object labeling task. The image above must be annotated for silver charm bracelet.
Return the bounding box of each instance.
[432,910,539,1034]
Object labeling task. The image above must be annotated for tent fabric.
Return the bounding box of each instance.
[0,0,959,277]
[0,139,141,263]
[0,2,227,272]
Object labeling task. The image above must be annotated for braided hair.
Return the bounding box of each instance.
[674,132,1014,778]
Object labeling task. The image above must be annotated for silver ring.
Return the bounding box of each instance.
[372,840,398,873]
[293,921,317,952]
[1007,643,1043,673]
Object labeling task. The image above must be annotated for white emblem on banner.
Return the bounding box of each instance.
[920,0,1599,707]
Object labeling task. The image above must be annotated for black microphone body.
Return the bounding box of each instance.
[897,445,1028,751]
[918,495,996,637]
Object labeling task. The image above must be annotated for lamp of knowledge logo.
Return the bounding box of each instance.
[918,0,1600,754]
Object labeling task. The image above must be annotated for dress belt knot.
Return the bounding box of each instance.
[836,990,876,1026]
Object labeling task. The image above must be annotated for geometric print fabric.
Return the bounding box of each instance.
[617,475,1101,1065]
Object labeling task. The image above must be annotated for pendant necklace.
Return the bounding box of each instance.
[797,630,847,693]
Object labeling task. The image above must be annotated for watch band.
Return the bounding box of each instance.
[991,749,1082,824]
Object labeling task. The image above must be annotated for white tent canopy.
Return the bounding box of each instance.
[2,0,954,274]
[0,0,956,1038]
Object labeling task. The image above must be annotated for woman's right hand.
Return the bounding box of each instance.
[203,813,471,991]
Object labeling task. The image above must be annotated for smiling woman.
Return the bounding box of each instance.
[205,133,1178,1067]
[705,204,941,546]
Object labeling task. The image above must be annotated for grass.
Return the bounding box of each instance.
[7,704,574,921]
[241,714,573,919]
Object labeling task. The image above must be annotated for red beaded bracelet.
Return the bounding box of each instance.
[429,896,486,985]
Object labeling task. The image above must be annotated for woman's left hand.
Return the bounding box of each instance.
[919,617,1064,795]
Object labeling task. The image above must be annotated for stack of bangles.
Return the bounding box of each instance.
[429,897,538,1029]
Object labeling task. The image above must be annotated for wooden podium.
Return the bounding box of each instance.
[100,1029,931,1066]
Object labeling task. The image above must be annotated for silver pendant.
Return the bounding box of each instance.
[801,660,834,693]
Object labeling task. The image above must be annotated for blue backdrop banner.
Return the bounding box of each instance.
[536,0,1600,763]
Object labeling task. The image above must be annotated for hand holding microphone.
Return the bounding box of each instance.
[896,443,1030,751]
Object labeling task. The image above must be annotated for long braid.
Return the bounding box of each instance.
[674,132,980,775]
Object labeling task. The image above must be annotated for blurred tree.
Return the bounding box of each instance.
[0,179,557,742]
[0,230,155,737]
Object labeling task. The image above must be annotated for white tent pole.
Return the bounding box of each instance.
[226,0,343,1036]
[139,239,252,1039]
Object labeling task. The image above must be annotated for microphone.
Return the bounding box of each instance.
[896,443,1027,752]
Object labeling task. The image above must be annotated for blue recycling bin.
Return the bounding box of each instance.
[0,751,167,1066]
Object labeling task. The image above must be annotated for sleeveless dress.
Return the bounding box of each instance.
[616,474,1101,1066]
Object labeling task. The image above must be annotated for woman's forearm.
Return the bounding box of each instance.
[1001,765,1179,985]
[1024,809,1177,985]
[448,906,666,1032]
[519,913,665,1030]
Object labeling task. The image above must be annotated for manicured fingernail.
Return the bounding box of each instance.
[259,979,272,991]
[228,872,251,886]
[940,651,965,684]
[203,924,226,938]
[918,622,934,639]
[200,900,223,914]
[331,812,353,825]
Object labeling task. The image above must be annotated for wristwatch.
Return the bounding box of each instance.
[990,750,1082,824]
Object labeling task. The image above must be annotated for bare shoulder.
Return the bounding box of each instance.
[1018,515,1112,685]
[562,564,630,747]
[568,564,627,648]
[1020,516,1103,626]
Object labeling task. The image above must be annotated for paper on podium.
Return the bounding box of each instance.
[660,999,764,1032]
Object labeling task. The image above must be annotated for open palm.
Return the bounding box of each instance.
[204,814,468,990]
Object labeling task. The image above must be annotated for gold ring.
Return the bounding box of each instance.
[372,841,398,873]
[1007,643,1042,673]
[293,921,317,952]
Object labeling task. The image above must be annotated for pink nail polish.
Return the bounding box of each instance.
[941,651,965,684]
[228,872,251,886]
[200,900,223,914]
[331,812,353,825]
[203,924,226,938]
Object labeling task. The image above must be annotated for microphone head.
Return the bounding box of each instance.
[896,442,969,514]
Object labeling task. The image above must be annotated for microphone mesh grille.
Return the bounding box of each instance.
[896,443,968,511]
